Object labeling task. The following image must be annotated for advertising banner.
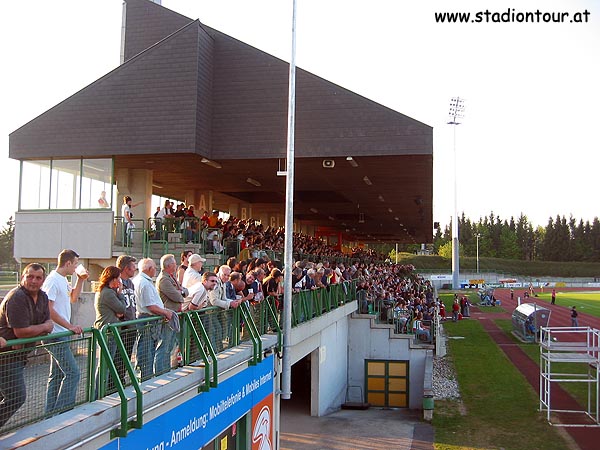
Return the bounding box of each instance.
[101,355,274,450]
[430,275,452,281]
[251,393,274,450]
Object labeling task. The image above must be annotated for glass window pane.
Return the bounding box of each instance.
[20,160,51,209]
[50,159,80,209]
[81,159,113,209]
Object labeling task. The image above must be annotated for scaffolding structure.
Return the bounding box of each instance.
[539,327,600,426]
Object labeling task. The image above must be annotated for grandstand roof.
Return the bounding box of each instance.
[9,0,433,243]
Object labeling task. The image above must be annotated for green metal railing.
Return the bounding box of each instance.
[0,329,95,433]
[1,282,358,437]
[292,252,357,266]
[288,280,357,327]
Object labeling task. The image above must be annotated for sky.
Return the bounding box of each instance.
[1,0,599,231]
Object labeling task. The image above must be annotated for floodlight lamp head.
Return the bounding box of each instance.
[448,97,465,124]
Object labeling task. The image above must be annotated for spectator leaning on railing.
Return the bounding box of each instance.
[133,258,174,381]
[0,263,54,429]
[156,254,188,368]
[93,266,126,392]
[208,266,244,352]
[184,272,218,311]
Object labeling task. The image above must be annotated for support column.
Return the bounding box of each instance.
[116,168,153,219]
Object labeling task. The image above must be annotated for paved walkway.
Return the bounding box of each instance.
[280,403,434,450]
[476,288,600,450]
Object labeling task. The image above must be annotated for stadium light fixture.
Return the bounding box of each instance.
[201,158,222,169]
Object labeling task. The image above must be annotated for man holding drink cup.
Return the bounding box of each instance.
[42,249,88,415]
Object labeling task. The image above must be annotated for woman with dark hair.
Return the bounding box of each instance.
[94,266,127,394]
[94,266,126,329]
[262,268,283,298]
[232,260,248,275]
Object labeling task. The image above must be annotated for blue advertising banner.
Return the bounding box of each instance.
[101,355,274,450]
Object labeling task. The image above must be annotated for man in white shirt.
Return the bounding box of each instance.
[42,249,88,415]
[208,266,245,352]
[133,258,174,381]
[185,272,218,311]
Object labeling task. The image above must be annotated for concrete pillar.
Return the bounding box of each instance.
[116,168,153,219]
[195,192,207,214]
[184,190,196,208]
[228,203,239,218]
[310,347,320,416]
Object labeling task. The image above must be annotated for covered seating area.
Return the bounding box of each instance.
[512,303,551,342]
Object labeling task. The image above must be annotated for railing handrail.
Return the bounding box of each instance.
[0,281,360,437]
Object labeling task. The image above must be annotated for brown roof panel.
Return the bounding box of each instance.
[10,21,202,159]
[123,0,194,61]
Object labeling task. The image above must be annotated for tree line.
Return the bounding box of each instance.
[0,217,16,269]
[433,213,600,262]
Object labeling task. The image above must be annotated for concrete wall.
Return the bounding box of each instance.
[288,301,356,417]
[14,210,114,260]
[348,314,428,409]
[71,292,96,329]
[311,318,348,416]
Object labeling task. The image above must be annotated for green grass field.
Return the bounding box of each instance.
[536,291,600,318]
[394,252,600,277]
[494,319,595,414]
[439,291,507,315]
[434,294,569,450]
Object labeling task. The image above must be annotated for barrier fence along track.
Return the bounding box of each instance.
[0,281,355,436]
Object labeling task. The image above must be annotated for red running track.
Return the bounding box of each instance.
[494,287,600,330]
[471,288,600,449]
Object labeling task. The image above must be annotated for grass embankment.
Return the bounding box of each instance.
[433,294,569,450]
[396,252,600,278]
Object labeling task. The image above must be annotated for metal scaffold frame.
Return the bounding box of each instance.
[539,327,600,427]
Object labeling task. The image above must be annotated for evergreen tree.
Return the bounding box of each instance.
[435,212,599,262]
[0,217,16,269]
[499,226,520,259]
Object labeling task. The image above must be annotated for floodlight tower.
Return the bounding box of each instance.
[281,0,298,401]
[475,232,481,274]
[448,97,464,290]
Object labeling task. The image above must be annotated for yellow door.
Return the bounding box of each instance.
[365,360,409,407]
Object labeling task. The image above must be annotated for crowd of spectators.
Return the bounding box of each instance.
[1,212,425,429]
[355,263,439,339]
[145,199,385,261]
